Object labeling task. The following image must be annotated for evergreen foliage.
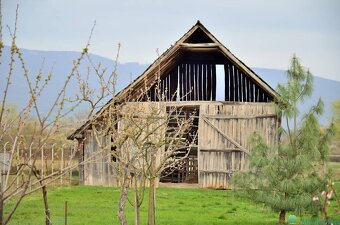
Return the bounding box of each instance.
[232,55,335,224]
[332,98,340,140]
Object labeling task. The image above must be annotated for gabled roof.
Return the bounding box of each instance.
[114,20,277,102]
[68,21,278,140]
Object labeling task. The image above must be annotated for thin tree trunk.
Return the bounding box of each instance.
[33,166,51,225]
[279,210,286,224]
[41,185,51,225]
[133,177,140,225]
[0,193,3,225]
[148,177,156,225]
[117,166,130,225]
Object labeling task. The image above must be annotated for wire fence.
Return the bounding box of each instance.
[0,142,81,191]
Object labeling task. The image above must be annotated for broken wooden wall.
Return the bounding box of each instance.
[82,101,279,189]
[198,102,279,189]
[142,51,273,103]
[83,130,116,186]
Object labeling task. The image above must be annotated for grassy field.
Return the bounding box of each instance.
[4,184,340,225]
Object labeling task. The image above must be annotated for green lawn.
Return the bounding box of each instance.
[5,185,340,225]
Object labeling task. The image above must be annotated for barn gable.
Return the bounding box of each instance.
[116,21,277,103]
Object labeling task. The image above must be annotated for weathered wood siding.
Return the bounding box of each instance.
[82,102,164,187]
[141,62,273,103]
[198,102,278,189]
[83,130,116,186]
[82,101,279,189]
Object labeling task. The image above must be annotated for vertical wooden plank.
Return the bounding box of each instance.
[185,64,189,101]
[190,63,195,101]
[186,64,190,101]
[170,67,178,101]
[244,76,250,102]
[187,64,192,100]
[212,64,216,101]
[231,151,235,172]
[242,73,246,102]
[182,64,187,101]
[160,79,163,101]
[244,77,248,102]
[193,64,196,101]
[168,73,172,101]
[206,64,212,100]
[251,80,255,102]
[179,65,183,100]
[239,72,243,102]
[230,65,235,101]
[164,78,167,100]
[166,74,170,101]
[234,68,238,102]
[198,64,202,100]
[202,64,207,100]
[255,85,259,102]
[224,64,230,101]
[186,64,190,100]
[235,68,240,102]
[213,106,218,150]
[247,78,251,102]
[197,104,202,186]
[232,105,237,169]
[192,64,196,101]
[239,105,244,149]
[196,64,200,101]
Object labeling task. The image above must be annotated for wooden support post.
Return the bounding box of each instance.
[64,201,68,225]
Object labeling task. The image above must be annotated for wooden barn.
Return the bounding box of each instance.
[68,21,280,189]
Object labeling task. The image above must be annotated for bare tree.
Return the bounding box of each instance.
[0,3,97,224]
[76,49,196,224]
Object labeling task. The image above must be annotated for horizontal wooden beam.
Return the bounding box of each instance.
[199,170,233,174]
[203,114,277,120]
[200,148,241,152]
[180,43,220,48]
[163,101,273,107]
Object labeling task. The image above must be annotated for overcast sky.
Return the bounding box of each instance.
[3,0,340,81]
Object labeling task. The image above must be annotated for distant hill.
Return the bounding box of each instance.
[253,68,340,125]
[0,46,148,114]
[1,46,339,126]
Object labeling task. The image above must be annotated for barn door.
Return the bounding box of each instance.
[198,103,278,189]
[160,106,199,183]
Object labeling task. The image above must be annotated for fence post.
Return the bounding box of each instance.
[29,142,33,190]
[61,146,64,186]
[69,146,72,186]
[29,142,33,166]
[64,201,68,225]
